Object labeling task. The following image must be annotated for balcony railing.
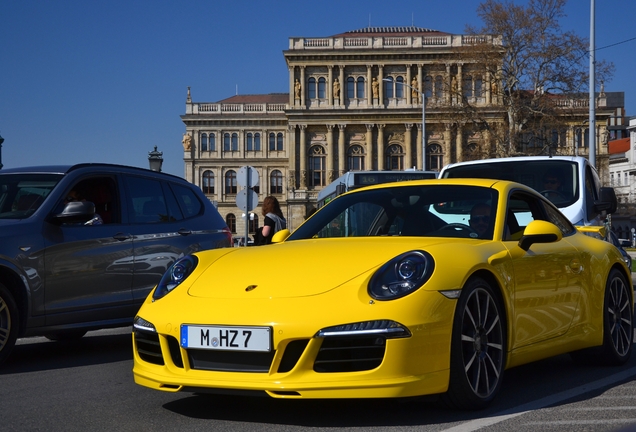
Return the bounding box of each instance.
[290,34,501,50]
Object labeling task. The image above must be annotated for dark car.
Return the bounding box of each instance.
[607,230,632,270]
[0,163,232,365]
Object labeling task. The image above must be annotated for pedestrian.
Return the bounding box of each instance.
[256,196,286,245]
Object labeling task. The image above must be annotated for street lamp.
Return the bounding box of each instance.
[383,78,427,171]
[148,146,163,172]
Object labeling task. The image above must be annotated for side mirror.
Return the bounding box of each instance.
[596,187,617,214]
[518,220,562,251]
[51,201,96,225]
[272,229,291,243]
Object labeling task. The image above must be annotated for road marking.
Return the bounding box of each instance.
[440,366,636,432]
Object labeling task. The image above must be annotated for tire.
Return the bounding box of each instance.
[45,330,88,341]
[0,284,19,366]
[443,277,506,410]
[599,269,633,365]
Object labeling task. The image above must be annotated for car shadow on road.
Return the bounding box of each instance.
[161,352,636,428]
[0,330,133,374]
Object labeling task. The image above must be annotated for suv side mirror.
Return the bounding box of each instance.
[51,201,96,225]
[596,187,617,214]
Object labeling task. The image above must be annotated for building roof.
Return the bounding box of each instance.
[216,93,289,104]
[332,26,449,37]
[609,137,630,154]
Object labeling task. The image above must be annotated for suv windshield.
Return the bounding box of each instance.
[0,174,62,219]
[442,160,578,208]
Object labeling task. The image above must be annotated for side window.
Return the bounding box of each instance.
[125,176,169,224]
[170,183,203,219]
[542,202,576,236]
[58,176,119,224]
[504,192,546,241]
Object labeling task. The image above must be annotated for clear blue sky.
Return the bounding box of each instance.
[1,0,634,177]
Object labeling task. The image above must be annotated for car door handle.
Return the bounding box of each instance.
[113,233,132,241]
[178,228,192,236]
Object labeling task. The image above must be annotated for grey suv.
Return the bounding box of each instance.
[0,163,231,365]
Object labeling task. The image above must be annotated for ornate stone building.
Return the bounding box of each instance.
[181,27,620,236]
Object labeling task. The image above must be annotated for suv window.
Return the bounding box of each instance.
[170,183,203,218]
[125,176,170,223]
[0,174,61,219]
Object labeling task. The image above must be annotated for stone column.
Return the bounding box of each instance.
[444,124,452,164]
[338,124,346,175]
[378,65,384,106]
[328,66,334,107]
[456,63,463,105]
[485,70,491,105]
[299,125,307,188]
[300,67,306,108]
[289,66,295,106]
[377,125,385,170]
[326,124,336,183]
[417,64,423,105]
[366,65,373,106]
[339,66,345,108]
[405,124,413,168]
[287,125,296,189]
[445,64,452,105]
[406,65,412,106]
[239,129,245,159]
[366,124,374,170]
[456,123,463,162]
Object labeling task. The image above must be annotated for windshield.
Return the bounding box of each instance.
[0,174,62,219]
[443,160,578,208]
[289,185,498,241]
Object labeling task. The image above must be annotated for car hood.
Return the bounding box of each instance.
[187,237,453,300]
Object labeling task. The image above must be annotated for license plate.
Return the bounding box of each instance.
[180,325,271,352]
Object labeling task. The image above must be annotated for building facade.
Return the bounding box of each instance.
[181,27,620,237]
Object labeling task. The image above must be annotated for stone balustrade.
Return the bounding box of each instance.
[289,34,501,50]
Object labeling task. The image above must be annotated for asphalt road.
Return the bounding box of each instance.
[2,326,636,432]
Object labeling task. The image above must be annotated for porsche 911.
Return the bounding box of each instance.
[132,179,632,409]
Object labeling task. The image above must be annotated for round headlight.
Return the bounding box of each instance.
[368,250,434,300]
[152,255,198,301]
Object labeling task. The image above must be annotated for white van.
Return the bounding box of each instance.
[439,156,617,226]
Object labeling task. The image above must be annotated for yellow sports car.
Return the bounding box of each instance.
[132,179,632,409]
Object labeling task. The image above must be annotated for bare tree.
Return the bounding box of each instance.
[462,0,614,156]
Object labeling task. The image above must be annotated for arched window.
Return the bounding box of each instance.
[308,77,316,99]
[254,133,261,151]
[231,133,238,151]
[424,76,433,99]
[347,77,355,99]
[201,133,208,152]
[356,77,365,99]
[202,170,214,194]
[224,170,237,194]
[434,75,443,99]
[396,76,404,98]
[246,133,253,151]
[209,133,216,151]
[309,145,326,187]
[427,144,444,172]
[270,170,283,194]
[347,145,365,171]
[223,133,230,151]
[226,213,236,233]
[276,132,284,151]
[386,144,404,170]
[269,133,276,151]
[384,76,394,98]
[318,77,326,99]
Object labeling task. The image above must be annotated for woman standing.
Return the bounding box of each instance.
[257,196,286,245]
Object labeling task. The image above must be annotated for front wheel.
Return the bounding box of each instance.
[600,269,633,365]
[443,277,506,410]
[0,284,19,366]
